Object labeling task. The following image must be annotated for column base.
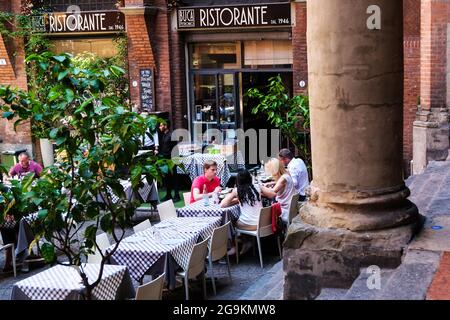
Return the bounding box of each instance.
[283,215,424,300]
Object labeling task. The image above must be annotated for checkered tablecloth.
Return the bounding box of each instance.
[11,264,129,300]
[176,152,245,186]
[104,179,157,204]
[177,202,241,222]
[109,216,221,282]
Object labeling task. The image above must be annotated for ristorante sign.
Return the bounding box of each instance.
[177,3,291,30]
[31,10,125,34]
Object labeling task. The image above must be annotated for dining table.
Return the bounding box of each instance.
[11,263,135,300]
[108,216,222,289]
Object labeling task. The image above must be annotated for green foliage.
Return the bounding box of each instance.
[0,52,169,299]
[246,75,311,165]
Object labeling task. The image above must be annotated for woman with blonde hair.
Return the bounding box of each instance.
[260,157,297,223]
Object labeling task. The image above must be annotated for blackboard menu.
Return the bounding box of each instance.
[140,69,154,112]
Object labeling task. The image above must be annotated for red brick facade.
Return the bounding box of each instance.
[0,0,447,176]
[403,0,421,175]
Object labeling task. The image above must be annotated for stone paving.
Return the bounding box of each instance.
[0,226,280,300]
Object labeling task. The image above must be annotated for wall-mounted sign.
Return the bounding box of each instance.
[140,69,154,112]
[177,3,291,30]
[31,10,125,34]
[0,59,6,66]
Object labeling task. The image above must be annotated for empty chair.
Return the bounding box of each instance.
[176,237,210,300]
[87,233,111,264]
[133,219,151,234]
[287,193,301,228]
[0,233,16,277]
[235,207,282,268]
[207,222,232,295]
[135,273,166,300]
[157,200,177,221]
[182,192,191,206]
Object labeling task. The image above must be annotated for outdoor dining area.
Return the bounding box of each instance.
[1,148,306,301]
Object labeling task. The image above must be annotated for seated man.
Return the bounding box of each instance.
[190,160,222,204]
[9,152,43,179]
[278,149,309,201]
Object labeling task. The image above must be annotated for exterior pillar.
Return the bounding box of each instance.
[283,0,422,299]
[413,0,450,174]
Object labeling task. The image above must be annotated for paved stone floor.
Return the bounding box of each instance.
[0,231,280,300]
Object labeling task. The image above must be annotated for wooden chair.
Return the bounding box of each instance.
[176,237,210,300]
[135,272,166,300]
[207,222,232,295]
[157,200,177,221]
[235,207,282,268]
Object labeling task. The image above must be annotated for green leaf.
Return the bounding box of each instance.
[49,128,59,139]
[57,69,69,81]
[48,88,60,101]
[55,136,66,146]
[2,111,14,119]
[40,242,56,263]
[53,55,67,62]
[64,88,74,103]
[38,209,48,219]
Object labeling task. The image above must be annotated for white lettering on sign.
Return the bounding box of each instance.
[49,12,109,32]
[366,5,381,30]
[199,6,268,27]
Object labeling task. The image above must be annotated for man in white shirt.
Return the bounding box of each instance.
[278,149,309,201]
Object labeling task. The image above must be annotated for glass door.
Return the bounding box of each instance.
[191,72,237,144]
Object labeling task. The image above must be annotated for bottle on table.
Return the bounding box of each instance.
[203,184,209,206]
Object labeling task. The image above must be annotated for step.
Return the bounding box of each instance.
[376,250,441,300]
[343,267,396,300]
[239,261,283,300]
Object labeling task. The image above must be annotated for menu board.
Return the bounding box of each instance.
[140,69,154,112]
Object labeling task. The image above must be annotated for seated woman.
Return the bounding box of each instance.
[259,158,297,224]
[221,169,262,255]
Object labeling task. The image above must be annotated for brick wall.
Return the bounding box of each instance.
[420,0,448,110]
[0,0,32,156]
[169,10,188,130]
[403,0,421,175]
[292,1,308,96]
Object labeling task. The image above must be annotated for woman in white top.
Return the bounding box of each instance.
[221,169,263,231]
[221,169,262,255]
[260,158,297,223]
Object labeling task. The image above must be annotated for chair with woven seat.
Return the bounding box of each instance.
[176,237,210,300]
[235,207,282,268]
[0,233,16,277]
[87,233,111,264]
[135,272,165,300]
[157,200,177,221]
[207,221,232,295]
[133,219,151,234]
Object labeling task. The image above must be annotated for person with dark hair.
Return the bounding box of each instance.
[190,160,222,203]
[159,120,180,202]
[278,148,309,201]
[9,152,42,179]
[221,169,263,255]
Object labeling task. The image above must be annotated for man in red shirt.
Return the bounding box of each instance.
[190,160,222,204]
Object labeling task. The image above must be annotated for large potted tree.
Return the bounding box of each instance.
[0,52,171,299]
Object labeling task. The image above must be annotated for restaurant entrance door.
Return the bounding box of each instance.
[191,72,238,144]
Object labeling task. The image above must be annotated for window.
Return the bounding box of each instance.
[190,43,240,69]
[50,38,118,57]
[244,40,293,68]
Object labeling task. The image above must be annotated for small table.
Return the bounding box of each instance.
[11,264,135,300]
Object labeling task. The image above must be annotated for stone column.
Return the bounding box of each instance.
[284,0,422,299]
[412,0,449,175]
